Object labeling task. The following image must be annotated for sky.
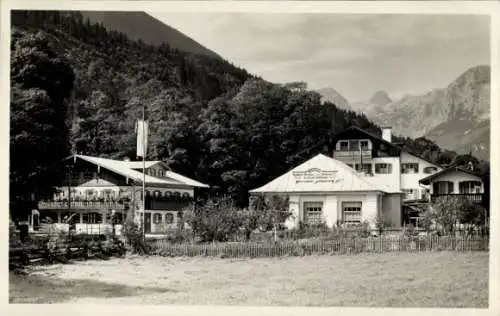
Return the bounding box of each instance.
[150,12,490,102]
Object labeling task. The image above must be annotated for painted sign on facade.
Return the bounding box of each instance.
[292,168,342,183]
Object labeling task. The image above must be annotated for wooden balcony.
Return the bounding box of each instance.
[38,200,129,211]
[430,194,483,204]
[333,150,372,161]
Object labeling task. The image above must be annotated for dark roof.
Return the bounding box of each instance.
[419,165,482,185]
[330,126,401,151]
[331,126,442,166]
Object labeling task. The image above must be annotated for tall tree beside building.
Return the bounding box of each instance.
[10,29,75,205]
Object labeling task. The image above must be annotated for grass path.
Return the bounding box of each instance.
[10,252,489,307]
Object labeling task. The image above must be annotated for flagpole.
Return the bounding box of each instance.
[142,104,146,240]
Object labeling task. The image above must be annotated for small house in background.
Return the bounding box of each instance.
[32,154,209,236]
[419,165,486,205]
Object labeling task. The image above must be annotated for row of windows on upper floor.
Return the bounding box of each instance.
[346,163,439,175]
[70,168,167,181]
[137,168,166,177]
[336,139,372,151]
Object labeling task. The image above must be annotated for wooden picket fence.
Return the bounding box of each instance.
[145,235,489,258]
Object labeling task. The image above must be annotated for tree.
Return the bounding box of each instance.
[183,195,242,242]
[422,196,488,235]
[249,194,291,240]
[10,29,75,215]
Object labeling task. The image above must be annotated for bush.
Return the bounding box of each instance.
[121,218,148,254]
[183,196,243,242]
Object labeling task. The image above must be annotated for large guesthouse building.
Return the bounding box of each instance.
[31,154,208,236]
[249,126,482,229]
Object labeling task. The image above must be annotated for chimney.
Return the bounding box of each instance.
[381,126,392,143]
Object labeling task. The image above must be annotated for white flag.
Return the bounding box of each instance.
[135,120,149,158]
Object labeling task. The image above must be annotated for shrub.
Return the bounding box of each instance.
[183,196,243,242]
[121,218,148,254]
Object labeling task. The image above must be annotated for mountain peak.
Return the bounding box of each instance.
[315,87,352,111]
[369,90,392,106]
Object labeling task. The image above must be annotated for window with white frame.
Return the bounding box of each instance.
[423,166,438,174]
[401,163,419,174]
[339,141,349,151]
[342,201,362,224]
[433,181,454,194]
[165,213,174,224]
[153,213,162,224]
[82,212,103,224]
[360,140,369,150]
[459,181,482,194]
[375,163,392,174]
[303,202,323,224]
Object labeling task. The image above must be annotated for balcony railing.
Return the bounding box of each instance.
[38,200,129,210]
[430,194,483,204]
[333,150,372,160]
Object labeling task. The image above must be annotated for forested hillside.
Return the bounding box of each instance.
[10,11,488,208]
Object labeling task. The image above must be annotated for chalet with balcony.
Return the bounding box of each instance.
[329,126,443,199]
[31,154,209,236]
[419,165,485,206]
[249,126,445,229]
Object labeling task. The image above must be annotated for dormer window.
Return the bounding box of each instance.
[423,166,438,174]
[339,141,348,151]
[360,140,369,150]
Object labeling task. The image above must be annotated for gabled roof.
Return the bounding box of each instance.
[250,154,401,194]
[69,155,209,188]
[419,165,483,186]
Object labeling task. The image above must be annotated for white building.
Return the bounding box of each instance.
[249,153,403,229]
[250,126,444,229]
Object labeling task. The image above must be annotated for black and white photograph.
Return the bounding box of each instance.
[3,0,498,313]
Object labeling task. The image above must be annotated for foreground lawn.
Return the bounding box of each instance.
[10,251,488,307]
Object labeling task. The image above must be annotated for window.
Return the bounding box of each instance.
[360,140,369,150]
[339,141,348,151]
[355,163,372,174]
[375,163,392,174]
[459,181,482,194]
[165,213,174,224]
[433,181,454,194]
[153,213,162,224]
[423,166,438,174]
[82,212,103,224]
[151,169,156,177]
[304,202,323,224]
[401,163,419,174]
[342,201,362,224]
